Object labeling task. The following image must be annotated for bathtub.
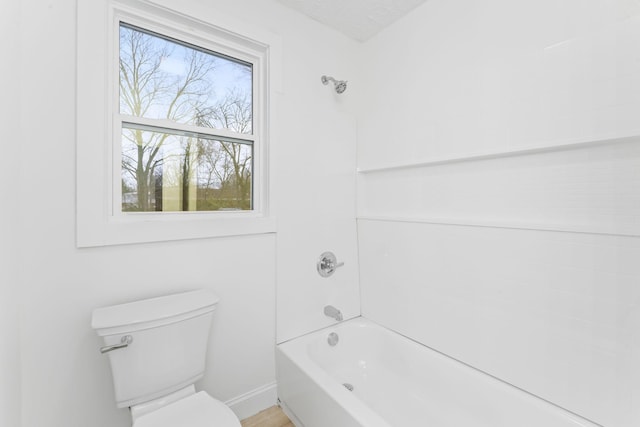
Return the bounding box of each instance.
[276,317,600,427]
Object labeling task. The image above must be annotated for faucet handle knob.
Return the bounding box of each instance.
[317,251,344,278]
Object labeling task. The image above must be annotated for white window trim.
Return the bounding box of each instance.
[77,0,280,247]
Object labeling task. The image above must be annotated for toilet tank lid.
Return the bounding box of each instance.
[91,290,220,332]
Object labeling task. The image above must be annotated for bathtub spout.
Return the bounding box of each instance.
[324,305,343,321]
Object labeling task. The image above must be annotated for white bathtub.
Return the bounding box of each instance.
[276,317,600,427]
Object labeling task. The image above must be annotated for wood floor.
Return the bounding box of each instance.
[240,405,295,427]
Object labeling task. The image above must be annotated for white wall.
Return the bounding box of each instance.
[153,0,362,359]
[0,1,22,425]
[19,1,277,419]
[14,0,359,426]
[357,0,640,426]
[273,16,360,343]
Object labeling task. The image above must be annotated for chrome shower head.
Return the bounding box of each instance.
[321,75,347,94]
[334,80,347,94]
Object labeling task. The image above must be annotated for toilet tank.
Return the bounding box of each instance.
[91,290,220,408]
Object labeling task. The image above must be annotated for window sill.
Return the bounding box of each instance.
[77,214,277,247]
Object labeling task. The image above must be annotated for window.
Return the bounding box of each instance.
[77,1,279,246]
[118,23,254,213]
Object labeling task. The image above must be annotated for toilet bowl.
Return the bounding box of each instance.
[132,388,240,427]
[92,290,241,427]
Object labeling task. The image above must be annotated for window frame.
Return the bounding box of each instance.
[77,0,278,247]
[113,19,258,216]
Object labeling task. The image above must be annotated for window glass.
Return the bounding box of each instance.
[119,23,253,134]
[119,23,254,213]
[121,127,252,212]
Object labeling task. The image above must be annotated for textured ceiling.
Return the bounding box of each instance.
[276,0,429,42]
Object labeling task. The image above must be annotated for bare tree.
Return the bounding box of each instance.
[119,24,253,212]
[119,25,217,211]
[195,89,253,209]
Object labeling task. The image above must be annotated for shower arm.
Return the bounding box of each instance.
[321,75,347,94]
[321,75,336,85]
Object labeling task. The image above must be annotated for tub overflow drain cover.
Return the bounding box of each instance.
[327,332,339,346]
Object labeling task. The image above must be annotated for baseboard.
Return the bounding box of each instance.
[225,381,278,421]
[278,399,304,427]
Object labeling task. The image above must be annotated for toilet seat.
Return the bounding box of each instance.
[132,391,241,427]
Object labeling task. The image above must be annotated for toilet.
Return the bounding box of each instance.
[91,289,241,427]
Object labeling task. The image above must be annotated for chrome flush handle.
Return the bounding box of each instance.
[317,251,344,278]
[100,335,133,354]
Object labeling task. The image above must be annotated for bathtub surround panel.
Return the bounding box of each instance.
[275,87,360,343]
[357,0,640,426]
[359,136,640,237]
[358,220,640,426]
[358,0,640,170]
